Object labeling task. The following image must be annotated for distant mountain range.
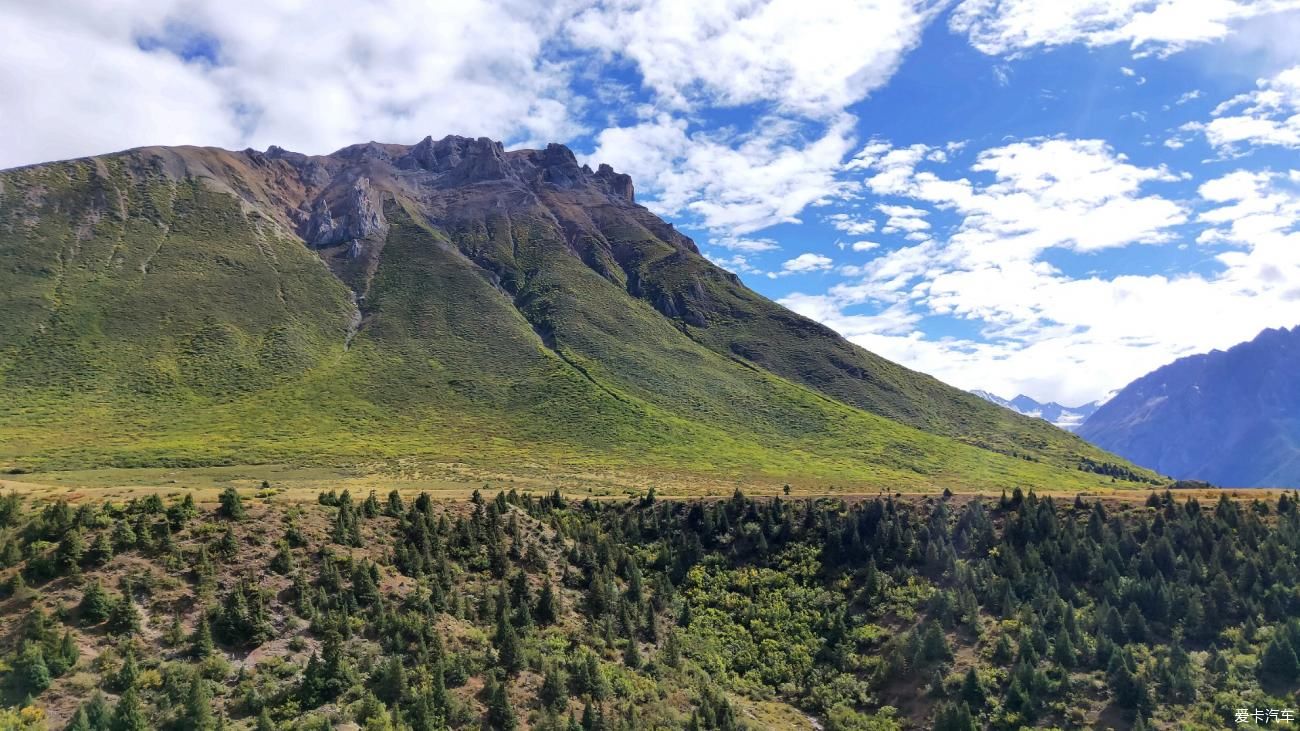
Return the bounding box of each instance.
[971,391,1106,431]
[1078,326,1300,488]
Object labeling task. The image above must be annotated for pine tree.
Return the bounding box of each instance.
[536,578,560,626]
[1262,632,1300,681]
[16,640,50,693]
[386,490,404,517]
[622,638,642,670]
[191,614,215,658]
[217,526,238,558]
[106,594,140,636]
[496,616,523,675]
[58,528,87,572]
[164,613,185,647]
[933,702,977,731]
[1053,630,1076,668]
[374,655,406,704]
[66,706,93,731]
[115,648,138,690]
[79,580,113,624]
[110,519,137,551]
[218,487,245,520]
[540,664,567,710]
[85,691,111,730]
[484,673,518,730]
[269,540,294,574]
[50,630,79,676]
[110,687,148,731]
[184,676,217,731]
[663,629,682,668]
[959,667,985,708]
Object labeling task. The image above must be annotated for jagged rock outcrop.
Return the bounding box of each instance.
[304,177,387,250]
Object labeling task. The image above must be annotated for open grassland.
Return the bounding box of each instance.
[0,461,1240,507]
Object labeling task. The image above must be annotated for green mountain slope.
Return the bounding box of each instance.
[0,138,1151,489]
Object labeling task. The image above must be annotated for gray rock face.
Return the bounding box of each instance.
[594,163,634,203]
[394,135,634,202]
[398,135,509,184]
[304,177,387,249]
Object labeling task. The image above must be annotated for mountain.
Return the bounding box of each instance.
[1078,325,1300,487]
[971,390,1103,431]
[0,136,1146,489]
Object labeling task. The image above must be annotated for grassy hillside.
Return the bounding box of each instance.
[0,143,1154,491]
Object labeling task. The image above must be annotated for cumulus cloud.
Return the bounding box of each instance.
[780,252,835,274]
[587,113,859,234]
[786,137,1300,404]
[706,252,767,276]
[566,0,936,119]
[575,1,945,237]
[709,235,782,253]
[1192,65,1300,151]
[827,213,879,235]
[951,0,1300,58]
[0,0,586,169]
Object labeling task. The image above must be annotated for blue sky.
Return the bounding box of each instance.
[4,0,1300,404]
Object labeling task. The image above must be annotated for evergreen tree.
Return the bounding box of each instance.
[536,578,560,626]
[110,687,148,731]
[184,676,217,731]
[269,540,294,574]
[622,638,642,670]
[79,580,113,624]
[484,673,518,730]
[106,594,140,636]
[540,664,567,710]
[84,692,111,730]
[218,487,245,520]
[50,630,79,676]
[66,707,93,731]
[16,641,50,693]
[1262,632,1300,681]
[933,702,977,731]
[959,667,985,708]
[191,614,215,658]
[663,629,682,669]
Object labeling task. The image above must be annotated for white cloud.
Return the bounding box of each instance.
[950,0,1300,58]
[567,0,936,119]
[861,138,1185,260]
[711,235,781,252]
[878,203,931,233]
[706,252,766,275]
[574,1,943,237]
[1176,89,1204,104]
[0,0,588,169]
[850,240,882,252]
[827,213,878,235]
[780,252,835,274]
[788,137,1300,404]
[1196,65,1300,151]
[587,113,859,234]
